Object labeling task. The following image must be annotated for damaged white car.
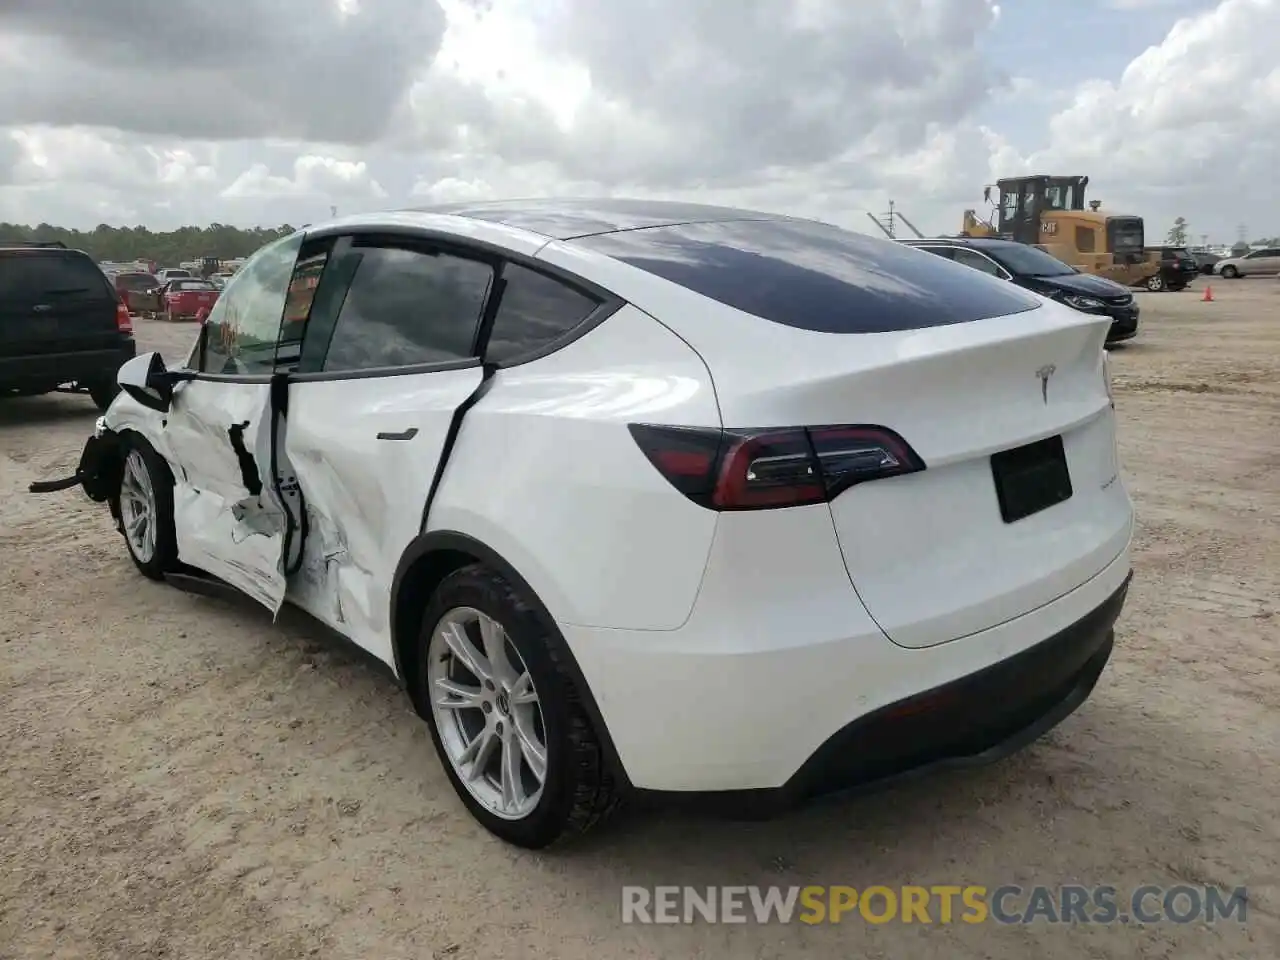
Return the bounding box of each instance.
[34,200,1133,849]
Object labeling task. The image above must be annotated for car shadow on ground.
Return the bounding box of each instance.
[127,578,1259,957]
[0,393,101,428]
[251,592,1185,868]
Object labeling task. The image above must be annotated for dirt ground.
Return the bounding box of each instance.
[2,278,1277,959]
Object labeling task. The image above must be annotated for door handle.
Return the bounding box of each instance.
[376,428,418,441]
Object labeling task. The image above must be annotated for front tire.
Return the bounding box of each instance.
[412,564,620,848]
[115,435,178,580]
[1221,265,1239,279]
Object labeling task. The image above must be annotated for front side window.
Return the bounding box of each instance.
[485,263,601,364]
[199,233,303,375]
[984,243,1075,278]
[321,243,494,372]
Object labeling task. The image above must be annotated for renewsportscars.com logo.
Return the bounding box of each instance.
[620,885,1249,925]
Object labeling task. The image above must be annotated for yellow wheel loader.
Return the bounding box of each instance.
[961,175,1159,288]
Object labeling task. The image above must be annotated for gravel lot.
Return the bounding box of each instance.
[2,279,1277,959]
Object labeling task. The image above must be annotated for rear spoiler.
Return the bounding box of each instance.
[0,239,67,248]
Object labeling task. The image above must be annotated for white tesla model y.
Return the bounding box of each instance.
[34,200,1133,848]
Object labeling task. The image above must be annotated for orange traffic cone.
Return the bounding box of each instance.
[1202,285,1214,302]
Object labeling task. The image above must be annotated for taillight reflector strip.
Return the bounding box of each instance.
[629,423,925,511]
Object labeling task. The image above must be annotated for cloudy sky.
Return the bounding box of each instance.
[0,0,1274,243]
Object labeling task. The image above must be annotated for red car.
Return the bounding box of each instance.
[159,278,219,322]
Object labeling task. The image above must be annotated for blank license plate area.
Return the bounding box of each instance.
[990,434,1073,523]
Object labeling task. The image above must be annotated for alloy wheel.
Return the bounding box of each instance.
[428,606,548,820]
[120,449,157,563]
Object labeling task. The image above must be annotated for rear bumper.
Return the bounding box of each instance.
[1163,266,1199,287]
[564,515,1133,796]
[0,341,136,387]
[648,576,1127,817]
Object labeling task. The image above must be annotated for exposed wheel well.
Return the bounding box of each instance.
[392,547,477,712]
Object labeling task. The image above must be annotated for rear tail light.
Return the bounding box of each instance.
[115,298,132,333]
[628,423,925,510]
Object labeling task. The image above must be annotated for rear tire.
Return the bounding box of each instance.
[411,564,621,848]
[114,434,179,580]
[1144,273,1165,291]
[1221,265,1239,279]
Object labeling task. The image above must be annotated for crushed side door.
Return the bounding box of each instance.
[159,375,301,612]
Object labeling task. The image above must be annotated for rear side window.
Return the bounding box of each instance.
[953,249,1005,277]
[321,243,494,372]
[485,263,601,364]
[0,252,115,302]
[912,245,955,260]
[570,219,1040,333]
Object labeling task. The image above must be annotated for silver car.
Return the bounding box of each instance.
[1214,247,1280,278]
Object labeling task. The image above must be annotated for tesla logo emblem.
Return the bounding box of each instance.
[1036,364,1056,404]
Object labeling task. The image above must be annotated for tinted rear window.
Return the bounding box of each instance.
[570,219,1041,333]
[0,252,115,301]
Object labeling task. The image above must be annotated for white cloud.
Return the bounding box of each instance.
[0,0,1274,242]
[1104,0,1181,8]
[1021,0,1279,236]
[222,156,387,201]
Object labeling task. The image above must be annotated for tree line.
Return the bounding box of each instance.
[0,222,296,265]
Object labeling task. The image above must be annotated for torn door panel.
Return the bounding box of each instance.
[164,382,291,613]
[287,505,350,627]
[282,449,386,660]
[172,481,287,610]
[161,383,272,495]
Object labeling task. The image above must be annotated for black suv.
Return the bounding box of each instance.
[0,241,136,410]
[900,237,1139,344]
[1142,246,1200,291]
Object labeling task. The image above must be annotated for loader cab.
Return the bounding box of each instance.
[995,175,1089,245]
